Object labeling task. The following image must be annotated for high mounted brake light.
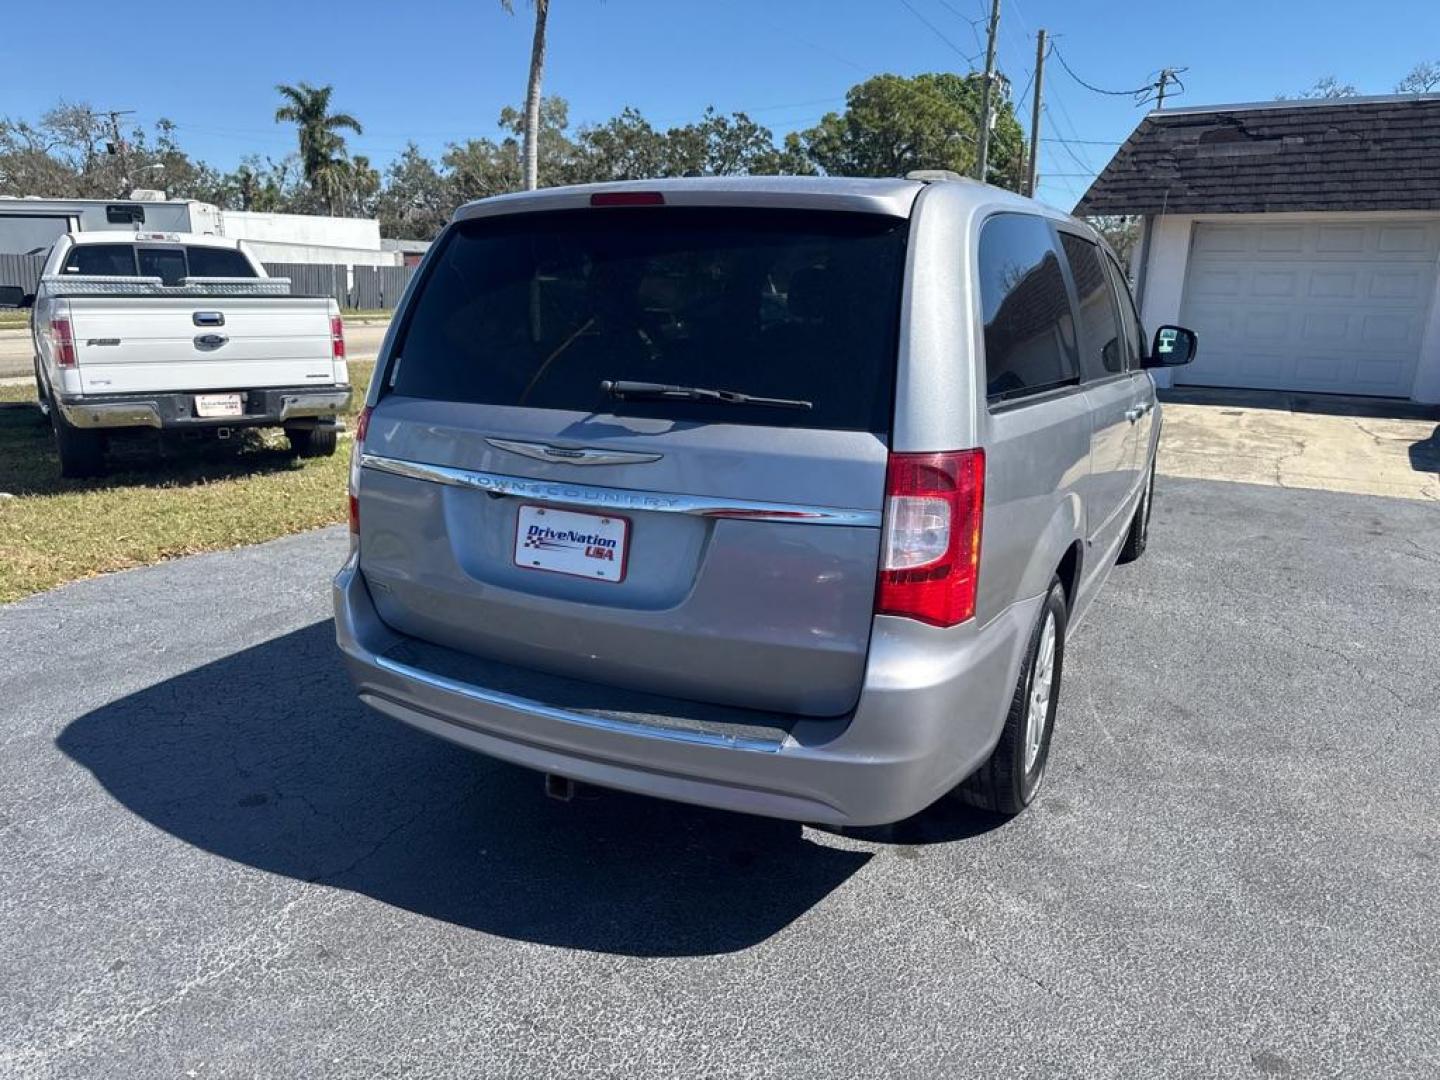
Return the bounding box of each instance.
[589,191,665,207]
[875,449,985,627]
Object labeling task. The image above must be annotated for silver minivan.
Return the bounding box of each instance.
[334,176,1196,826]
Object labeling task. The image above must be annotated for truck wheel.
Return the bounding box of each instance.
[52,404,106,479]
[955,576,1067,816]
[1118,459,1155,564]
[286,422,338,458]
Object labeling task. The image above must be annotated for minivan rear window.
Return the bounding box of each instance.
[388,207,909,433]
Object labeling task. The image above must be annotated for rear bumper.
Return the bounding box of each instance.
[57,385,351,430]
[333,556,1040,826]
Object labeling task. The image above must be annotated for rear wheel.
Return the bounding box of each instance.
[52,401,106,479]
[956,577,1067,815]
[285,422,338,458]
[1118,458,1156,564]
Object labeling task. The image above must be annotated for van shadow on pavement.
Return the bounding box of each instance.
[56,620,885,957]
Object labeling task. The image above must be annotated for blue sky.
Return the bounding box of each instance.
[4,0,1437,208]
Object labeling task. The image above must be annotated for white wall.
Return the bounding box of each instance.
[222,210,381,251]
[239,239,400,267]
[1136,214,1195,389]
[1136,210,1440,402]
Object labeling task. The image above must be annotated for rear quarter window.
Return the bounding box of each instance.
[185,246,256,278]
[977,214,1079,403]
[387,207,909,434]
[63,245,138,276]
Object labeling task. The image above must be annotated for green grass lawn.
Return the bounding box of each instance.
[0,362,371,604]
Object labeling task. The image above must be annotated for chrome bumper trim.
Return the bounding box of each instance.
[279,390,350,420]
[58,400,162,429]
[371,653,784,753]
[360,453,882,527]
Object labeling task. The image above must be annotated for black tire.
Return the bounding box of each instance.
[1118,458,1155,564]
[285,422,338,458]
[957,577,1068,815]
[52,401,106,478]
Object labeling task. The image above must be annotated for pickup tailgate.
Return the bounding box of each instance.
[64,296,337,394]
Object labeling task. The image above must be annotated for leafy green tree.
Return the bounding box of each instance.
[795,73,1024,189]
[375,144,452,238]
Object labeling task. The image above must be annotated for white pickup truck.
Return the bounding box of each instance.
[0,232,350,477]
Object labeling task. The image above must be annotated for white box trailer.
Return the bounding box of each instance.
[0,196,220,256]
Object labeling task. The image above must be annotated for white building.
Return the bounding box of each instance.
[1077,95,1440,405]
[0,194,404,267]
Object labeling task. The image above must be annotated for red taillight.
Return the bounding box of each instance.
[348,405,371,535]
[330,314,346,360]
[589,191,665,207]
[52,317,76,368]
[875,449,985,628]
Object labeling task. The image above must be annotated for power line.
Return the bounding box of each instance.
[930,0,987,53]
[1050,45,1150,97]
[895,0,981,65]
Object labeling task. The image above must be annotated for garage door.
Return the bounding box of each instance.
[1178,219,1440,397]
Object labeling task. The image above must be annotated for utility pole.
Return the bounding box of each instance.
[975,0,1001,184]
[1026,29,1046,198]
[1154,68,1180,110]
[103,109,135,195]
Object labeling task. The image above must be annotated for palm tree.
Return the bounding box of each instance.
[274,82,363,212]
[501,0,551,191]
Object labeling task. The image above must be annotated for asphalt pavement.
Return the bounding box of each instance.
[1,477,1436,1078]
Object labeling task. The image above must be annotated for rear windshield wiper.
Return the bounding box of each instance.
[600,379,812,410]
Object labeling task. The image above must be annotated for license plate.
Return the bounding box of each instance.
[194,393,243,418]
[514,505,628,582]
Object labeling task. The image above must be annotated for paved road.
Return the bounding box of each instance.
[1,478,1436,1078]
[0,322,389,380]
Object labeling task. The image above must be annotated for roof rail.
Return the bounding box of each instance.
[905,169,971,183]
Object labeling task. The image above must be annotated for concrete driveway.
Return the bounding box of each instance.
[2,477,1437,1078]
[1159,389,1440,501]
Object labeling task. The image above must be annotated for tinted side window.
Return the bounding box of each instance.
[978,214,1079,402]
[138,247,188,286]
[63,245,138,276]
[1059,233,1124,378]
[1103,254,1145,370]
[186,246,256,278]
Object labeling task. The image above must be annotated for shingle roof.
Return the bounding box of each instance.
[1074,95,1440,216]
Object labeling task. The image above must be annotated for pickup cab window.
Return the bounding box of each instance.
[138,247,188,286]
[61,244,256,281]
[64,245,138,276]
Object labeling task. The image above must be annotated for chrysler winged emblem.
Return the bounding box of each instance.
[485,438,662,466]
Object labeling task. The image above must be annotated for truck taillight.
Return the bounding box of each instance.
[52,317,76,368]
[875,449,985,628]
[330,315,346,360]
[348,405,371,535]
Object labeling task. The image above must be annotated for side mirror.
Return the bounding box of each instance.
[1143,324,1197,368]
[0,285,34,309]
